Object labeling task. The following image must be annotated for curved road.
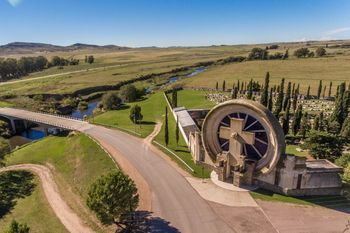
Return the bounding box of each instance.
[0,164,94,233]
[84,125,235,233]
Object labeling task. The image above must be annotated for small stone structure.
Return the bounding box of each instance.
[184,99,343,196]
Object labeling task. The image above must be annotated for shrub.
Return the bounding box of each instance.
[101,92,122,110]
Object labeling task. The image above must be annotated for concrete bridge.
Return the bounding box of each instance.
[0,107,91,133]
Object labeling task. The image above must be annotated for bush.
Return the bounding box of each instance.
[119,85,138,103]
[294,48,310,58]
[101,92,122,110]
[4,220,30,233]
[129,105,143,124]
[248,48,268,60]
[316,47,326,57]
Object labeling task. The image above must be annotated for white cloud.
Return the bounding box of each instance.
[7,0,23,7]
[325,27,350,36]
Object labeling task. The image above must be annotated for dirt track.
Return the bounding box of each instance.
[0,164,94,233]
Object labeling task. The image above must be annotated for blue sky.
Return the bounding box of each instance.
[1,0,350,47]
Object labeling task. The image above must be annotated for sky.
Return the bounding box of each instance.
[1,0,350,47]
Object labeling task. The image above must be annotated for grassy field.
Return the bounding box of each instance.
[5,133,117,233]
[0,176,68,233]
[286,144,309,157]
[176,89,216,109]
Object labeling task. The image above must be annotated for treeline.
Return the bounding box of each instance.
[0,55,95,82]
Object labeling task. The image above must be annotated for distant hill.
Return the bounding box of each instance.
[0,42,130,55]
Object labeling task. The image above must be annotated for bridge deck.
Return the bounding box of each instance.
[0,107,91,131]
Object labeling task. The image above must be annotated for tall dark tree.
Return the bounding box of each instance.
[317,80,322,99]
[267,88,273,112]
[313,115,320,131]
[222,80,226,91]
[322,85,327,99]
[282,101,291,136]
[247,79,253,100]
[331,82,347,129]
[273,78,285,118]
[291,104,303,135]
[215,81,218,91]
[172,89,178,108]
[292,83,295,96]
[306,85,311,99]
[283,82,291,111]
[237,80,240,92]
[175,116,180,146]
[165,106,169,146]
[231,87,238,99]
[329,81,333,97]
[129,105,143,124]
[341,117,350,141]
[260,72,270,106]
[299,112,310,139]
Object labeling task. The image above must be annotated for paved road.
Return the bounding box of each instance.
[0,164,94,233]
[0,108,235,233]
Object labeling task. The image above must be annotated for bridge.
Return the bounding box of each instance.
[0,107,92,133]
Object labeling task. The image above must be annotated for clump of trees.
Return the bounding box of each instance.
[315,47,326,57]
[101,92,122,110]
[4,220,30,233]
[294,48,315,58]
[129,105,143,124]
[87,171,139,231]
[85,55,95,64]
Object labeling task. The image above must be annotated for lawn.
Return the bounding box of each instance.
[0,176,68,233]
[176,89,215,109]
[286,144,309,157]
[5,133,117,233]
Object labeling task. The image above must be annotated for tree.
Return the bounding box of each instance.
[273,78,285,118]
[306,85,311,99]
[313,115,320,131]
[316,47,326,57]
[120,85,137,103]
[247,79,253,99]
[129,105,143,124]
[283,82,291,111]
[215,81,218,91]
[87,171,139,231]
[341,117,350,141]
[329,81,333,97]
[231,87,238,99]
[302,131,345,161]
[267,88,273,111]
[165,107,169,146]
[260,72,270,107]
[248,48,268,60]
[282,101,290,136]
[237,80,240,92]
[294,48,310,58]
[176,116,180,146]
[4,220,30,233]
[299,112,310,139]
[172,89,178,108]
[0,138,10,167]
[330,82,347,129]
[87,55,94,64]
[0,120,11,138]
[222,80,226,91]
[101,92,122,110]
[283,49,289,59]
[317,80,322,99]
[291,104,303,135]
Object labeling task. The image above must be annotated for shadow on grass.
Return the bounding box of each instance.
[119,211,180,233]
[139,121,156,126]
[0,170,36,219]
[252,188,350,214]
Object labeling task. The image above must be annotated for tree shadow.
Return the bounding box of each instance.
[0,171,36,219]
[119,211,180,233]
[117,105,131,110]
[140,121,156,126]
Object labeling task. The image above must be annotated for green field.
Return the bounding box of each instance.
[286,144,310,157]
[5,133,117,233]
[176,89,216,109]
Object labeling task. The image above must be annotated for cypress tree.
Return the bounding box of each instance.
[322,85,326,99]
[172,89,177,108]
[317,80,322,99]
[319,111,324,131]
[306,85,311,99]
[282,100,291,136]
[247,79,253,99]
[299,112,310,139]
[222,80,226,91]
[329,81,333,97]
[237,80,240,92]
[292,83,295,96]
[341,117,350,140]
[241,82,244,93]
[165,106,169,146]
[231,87,238,99]
[267,88,273,112]
[331,82,346,128]
[313,115,320,131]
[283,82,291,111]
[274,78,285,118]
[292,104,303,135]
[260,72,270,107]
[215,82,218,91]
[175,116,179,146]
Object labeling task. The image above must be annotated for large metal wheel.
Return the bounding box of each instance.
[201,99,285,174]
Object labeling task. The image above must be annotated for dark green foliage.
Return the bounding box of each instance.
[87,171,139,230]
[299,112,310,139]
[120,85,138,103]
[331,82,347,129]
[283,82,291,111]
[0,171,35,218]
[273,78,285,118]
[222,80,226,91]
[87,55,94,64]
[165,107,169,146]
[4,220,30,233]
[260,72,269,107]
[101,92,122,110]
[316,47,326,57]
[247,79,253,100]
[329,81,333,97]
[302,131,345,161]
[282,101,290,136]
[294,48,311,58]
[0,138,10,167]
[248,48,268,60]
[0,120,11,138]
[313,115,320,131]
[317,80,322,99]
[50,56,69,67]
[231,87,238,99]
[267,88,273,111]
[172,89,178,108]
[176,116,180,146]
[306,85,311,99]
[129,105,143,124]
[215,81,218,91]
[237,80,240,91]
[291,104,303,135]
[341,117,350,141]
